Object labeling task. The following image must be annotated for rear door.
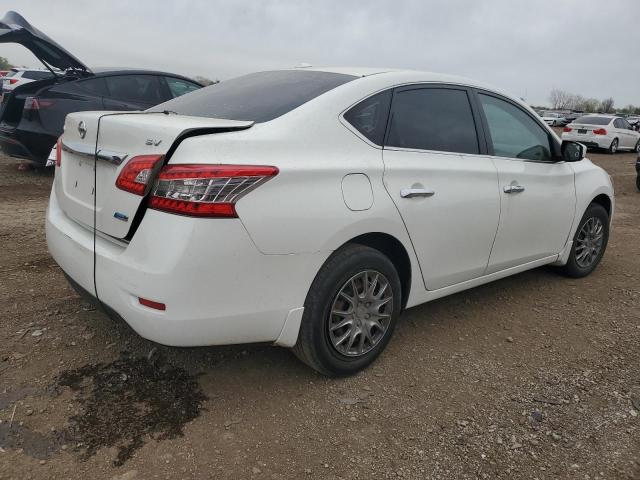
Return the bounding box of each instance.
[382,85,501,290]
[474,91,575,273]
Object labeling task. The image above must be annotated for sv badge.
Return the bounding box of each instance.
[145,139,162,146]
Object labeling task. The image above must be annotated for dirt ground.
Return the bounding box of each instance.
[0,144,638,480]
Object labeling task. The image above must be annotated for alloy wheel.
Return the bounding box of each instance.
[328,270,393,357]
[575,217,605,268]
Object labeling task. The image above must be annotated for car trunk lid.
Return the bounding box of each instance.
[0,11,90,73]
[56,111,253,239]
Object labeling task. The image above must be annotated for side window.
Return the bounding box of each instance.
[105,75,164,104]
[386,88,479,154]
[77,77,109,96]
[343,90,392,146]
[622,119,632,129]
[23,71,52,80]
[165,77,201,98]
[478,93,552,162]
[613,119,622,128]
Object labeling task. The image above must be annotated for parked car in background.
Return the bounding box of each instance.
[626,116,640,131]
[0,11,202,166]
[0,70,10,77]
[539,111,567,126]
[636,153,640,191]
[562,115,640,154]
[47,67,613,376]
[1,67,56,93]
[562,112,584,124]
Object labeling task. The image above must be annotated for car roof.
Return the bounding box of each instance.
[89,68,202,84]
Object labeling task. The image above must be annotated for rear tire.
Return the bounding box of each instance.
[607,138,618,154]
[636,174,640,192]
[634,140,640,154]
[293,244,401,377]
[556,203,609,278]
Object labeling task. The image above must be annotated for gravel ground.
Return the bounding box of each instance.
[0,145,638,480]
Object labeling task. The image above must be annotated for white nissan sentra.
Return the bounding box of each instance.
[46,68,614,376]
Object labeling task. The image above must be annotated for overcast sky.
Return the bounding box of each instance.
[1,0,638,106]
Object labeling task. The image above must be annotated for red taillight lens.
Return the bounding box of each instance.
[115,155,164,195]
[9,78,18,84]
[55,137,62,167]
[593,128,607,135]
[563,126,572,132]
[24,97,54,111]
[149,164,279,218]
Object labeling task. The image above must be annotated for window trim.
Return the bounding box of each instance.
[471,88,562,163]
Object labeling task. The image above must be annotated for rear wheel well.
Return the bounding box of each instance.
[344,233,412,309]
[591,194,611,217]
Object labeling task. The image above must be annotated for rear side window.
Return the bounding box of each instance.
[165,77,201,98]
[105,75,164,104]
[386,88,479,154]
[344,90,392,146]
[478,93,552,162]
[149,70,356,122]
[575,116,611,125]
[77,77,109,96]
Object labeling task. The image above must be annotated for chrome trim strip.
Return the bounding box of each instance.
[60,140,129,166]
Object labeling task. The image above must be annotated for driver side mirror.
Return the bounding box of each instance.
[561,141,586,162]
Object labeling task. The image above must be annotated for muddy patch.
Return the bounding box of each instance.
[56,354,207,466]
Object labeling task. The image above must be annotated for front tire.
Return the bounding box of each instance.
[607,138,618,154]
[557,203,609,278]
[293,244,402,377]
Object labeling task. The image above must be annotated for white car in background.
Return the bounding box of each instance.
[539,111,566,126]
[562,115,640,154]
[1,67,56,92]
[46,68,614,376]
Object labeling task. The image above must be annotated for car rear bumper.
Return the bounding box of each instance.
[46,185,327,347]
[0,125,54,165]
[561,133,612,149]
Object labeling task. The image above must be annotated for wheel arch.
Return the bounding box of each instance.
[340,232,412,310]
[591,193,612,217]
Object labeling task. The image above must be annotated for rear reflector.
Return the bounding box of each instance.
[115,155,164,195]
[593,128,607,135]
[149,164,279,218]
[55,137,62,167]
[563,126,572,132]
[139,297,166,311]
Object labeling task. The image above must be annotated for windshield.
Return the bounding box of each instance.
[574,116,611,125]
[148,70,356,123]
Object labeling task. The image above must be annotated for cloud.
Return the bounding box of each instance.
[2,0,638,106]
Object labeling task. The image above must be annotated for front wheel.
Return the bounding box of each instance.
[293,244,402,377]
[557,203,609,278]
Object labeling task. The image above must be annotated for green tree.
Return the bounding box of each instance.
[0,56,13,70]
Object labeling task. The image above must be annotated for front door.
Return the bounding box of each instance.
[382,86,500,290]
[475,92,576,273]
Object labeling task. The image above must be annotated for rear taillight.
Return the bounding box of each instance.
[563,126,572,132]
[593,128,607,135]
[115,155,164,195]
[24,97,54,110]
[55,137,62,167]
[8,78,18,85]
[148,164,279,218]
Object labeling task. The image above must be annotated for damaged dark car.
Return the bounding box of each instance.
[0,11,202,166]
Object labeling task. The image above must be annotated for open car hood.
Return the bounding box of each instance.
[0,11,90,73]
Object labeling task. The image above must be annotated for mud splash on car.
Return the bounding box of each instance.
[56,353,207,466]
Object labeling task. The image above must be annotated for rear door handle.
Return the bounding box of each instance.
[504,185,525,194]
[400,187,435,198]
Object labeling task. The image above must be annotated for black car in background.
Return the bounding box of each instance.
[0,11,202,166]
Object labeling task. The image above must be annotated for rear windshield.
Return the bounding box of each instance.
[148,70,356,122]
[23,71,53,80]
[575,116,611,125]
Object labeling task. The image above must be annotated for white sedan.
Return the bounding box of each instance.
[539,111,566,126]
[46,68,614,376]
[562,115,640,154]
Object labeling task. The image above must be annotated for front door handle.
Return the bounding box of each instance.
[400,187,435,198]
[504,185,525,194]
